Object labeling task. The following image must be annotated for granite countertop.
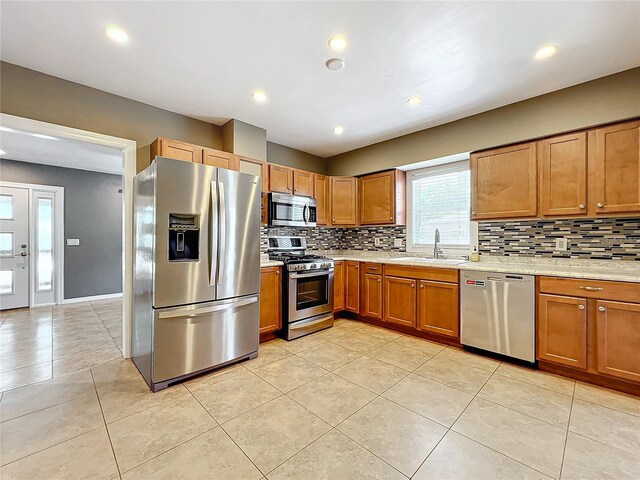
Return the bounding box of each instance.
[316,251,640,283]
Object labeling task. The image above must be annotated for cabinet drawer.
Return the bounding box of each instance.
[539,277,640,303]
[363,263,383,274]
[383,265,458,283]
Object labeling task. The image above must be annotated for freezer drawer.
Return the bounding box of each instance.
[460,271,535,362]
[152,295,259,387]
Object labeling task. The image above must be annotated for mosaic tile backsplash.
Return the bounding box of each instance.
[261,217,640,261]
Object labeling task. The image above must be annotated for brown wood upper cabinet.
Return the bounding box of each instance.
[293,170,314,197]
[269,164,293,194]
[589,120,640,215]
[383,276,417,328]
[539,132,587,217]
[259,267,281,334]
[471,142,538,220]
[333,261,345,312]
[359,170,406,225]
[344,261,360,313]
[331,177,358,225]
[418,280,459,338]
[595,300,640,383]
[314,174,330,225]
[150,137,202,164]
[202,148,239,171]
[537,293,588,370]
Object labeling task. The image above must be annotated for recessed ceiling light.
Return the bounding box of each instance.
[252,90,267,103]
[534,45,557,60]
[0,149,5,156]
[325,58,345,71]
[333,126,344,135]
[328,35,347,51]
[407,96,422,106]
[105,26,129,43]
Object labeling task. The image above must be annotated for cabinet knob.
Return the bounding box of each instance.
[420,285,424,289]
[411,284,415,288]
[377,279,380,283]
[276,271,280,275]
[596,202,604,208]
[578,304,585,310]
[598,306,606,312]
[472,210,476,215]
[579,203,585,209]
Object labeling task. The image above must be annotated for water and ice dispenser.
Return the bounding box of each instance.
[168,214,200,261]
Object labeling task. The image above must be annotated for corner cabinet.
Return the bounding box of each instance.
[589,120,640,216]
[471,142,538,220]
[359,170,406,225]
[330,177,358,226]
[259,267,281,334]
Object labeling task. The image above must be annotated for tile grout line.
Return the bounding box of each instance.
[90,368,122,478]
[558,392,575,480]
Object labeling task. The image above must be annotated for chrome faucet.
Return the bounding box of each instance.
[434,228,443,259]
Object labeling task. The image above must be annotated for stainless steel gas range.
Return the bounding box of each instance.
[267,236,334,340]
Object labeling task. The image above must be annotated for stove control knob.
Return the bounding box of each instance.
[310,264,317,269]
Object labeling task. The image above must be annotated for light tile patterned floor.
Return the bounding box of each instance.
[1,305,639,479]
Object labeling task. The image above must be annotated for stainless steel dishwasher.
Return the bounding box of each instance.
[460,270,535,363]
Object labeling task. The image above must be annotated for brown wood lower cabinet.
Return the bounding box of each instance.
[333,261,344,312]
[596,300,640,382]
[345,261,360,313]
[418,280,459,337]
[363,273,383,319]
[259,267,281,334]
[384,276,416,327]
[537,294,588,369]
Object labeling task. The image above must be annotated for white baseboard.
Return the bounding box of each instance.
[63,293,123,304]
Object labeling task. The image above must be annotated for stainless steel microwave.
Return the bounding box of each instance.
[268,193,317,227]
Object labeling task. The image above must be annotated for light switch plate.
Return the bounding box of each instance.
[554,238,567,251]
[66,238,80,246]
[393,238,403,247]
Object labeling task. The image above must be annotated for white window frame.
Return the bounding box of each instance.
[406,160,478,257]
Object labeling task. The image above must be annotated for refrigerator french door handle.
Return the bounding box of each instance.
[209,180,218,287]
[217,181,226,286]
[158,296,258,319]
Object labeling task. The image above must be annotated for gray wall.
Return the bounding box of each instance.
[1,159,123,298]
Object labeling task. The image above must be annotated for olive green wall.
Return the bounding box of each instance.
[326,67,640,176]
[267,141,326,174]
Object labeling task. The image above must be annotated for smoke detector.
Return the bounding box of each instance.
[325,58,345,71]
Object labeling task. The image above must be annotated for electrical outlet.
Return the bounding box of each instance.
[374,238,382,247]
[66,238,80,246]
[555,238,567,251]
[393,238,403,248]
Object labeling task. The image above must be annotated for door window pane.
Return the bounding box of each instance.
[37,198,53,291]
[0,195,12,219]
[0,270,13,294]
[0,232,13,256]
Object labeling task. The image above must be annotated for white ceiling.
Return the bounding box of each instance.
[0,128,124,175]
[1,2,639,158]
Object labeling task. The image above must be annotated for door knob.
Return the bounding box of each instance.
[578,304,585,310]
[598,306,606,312]
[596,202,604,208]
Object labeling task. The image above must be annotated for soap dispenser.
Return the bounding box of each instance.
[470,247,479,262]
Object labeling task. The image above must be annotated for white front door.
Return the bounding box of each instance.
[0,186,30,310]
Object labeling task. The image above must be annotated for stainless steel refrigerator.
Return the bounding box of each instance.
[133,157,261,391]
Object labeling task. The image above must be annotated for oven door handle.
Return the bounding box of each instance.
[290,314,334,330]
[289,270,333,279]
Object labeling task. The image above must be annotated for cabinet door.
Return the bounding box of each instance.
[384,276,417,328]
[471,142,537,220]
[314,175,330,225]
[202,148,239,171]
[596,300,640,382]
[590,121,640,215]
[537,294,587,369]
[345,261,360,313]
[259,267,281,334]
[293,170,315,197]
[152,138,202,163]
[539,133,587,217]
[331,177,357,225]
[418,280,459,337]
[360,170,395,225]
[363,273,383,319]
[239,156,268,192]
[333,261,344,312]
[269,165,293,194]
